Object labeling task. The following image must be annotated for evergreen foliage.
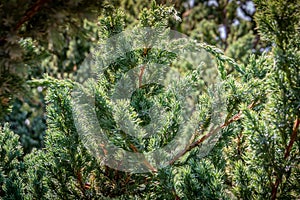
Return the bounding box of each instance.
[0,0,299,199]
[0,123,24,200]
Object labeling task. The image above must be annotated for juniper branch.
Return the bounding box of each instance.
[271,117,300,200]
[169,102,256,165]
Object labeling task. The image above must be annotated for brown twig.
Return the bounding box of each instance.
[236,129,244,161]
[75,169,88,196]
[99,143,108,155]
[129,143,157,173]
[284,118,299,159]
[182,9,192,18]
[173,188,181,200]
[139,65,146,88]
[138,46,151,88]
[169,102,255,165]
[271,117,299,200]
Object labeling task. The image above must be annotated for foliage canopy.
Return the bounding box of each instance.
[0,0,299,199]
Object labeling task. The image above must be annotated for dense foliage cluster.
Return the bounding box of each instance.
[0,0,299,199]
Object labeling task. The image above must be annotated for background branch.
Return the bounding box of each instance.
[15,0,50,31]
